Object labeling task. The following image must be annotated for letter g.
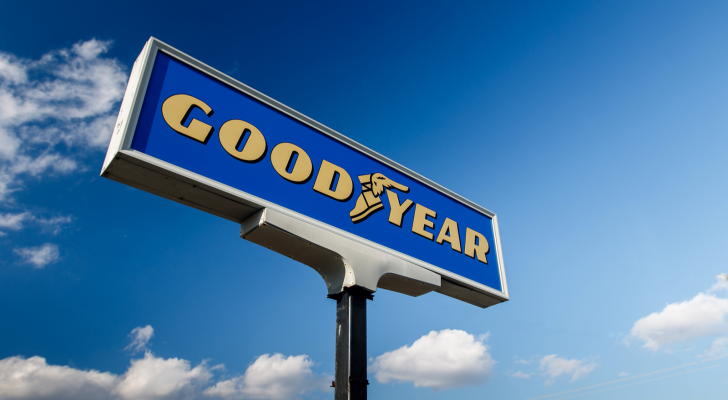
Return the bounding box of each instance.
[161,94,214,143]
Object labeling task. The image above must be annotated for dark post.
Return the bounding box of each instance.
[329,286,373,400]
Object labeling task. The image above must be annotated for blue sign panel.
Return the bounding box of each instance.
[107,40,505,298]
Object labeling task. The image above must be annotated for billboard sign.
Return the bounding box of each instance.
[102,38,508,308]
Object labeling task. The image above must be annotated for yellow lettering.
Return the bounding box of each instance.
[161,94,214,143]
[386,191,413,227]
[411,203,436,240]
[464,227,489,264]
[270,143,313,183]
[218,120,267,162]
[313,160,353,201]
[435,218,462,252]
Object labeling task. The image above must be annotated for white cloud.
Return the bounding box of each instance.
[0,211,31,231]
[0,53,28,84]
[539,355,597,384]
[113,352,213,400]
[0,353,213,400]
[125,326,154,353]
[0,326,330,400]
[509,371,531,379]
[204,353,330,400]
[73,39,112,60]
[618,372,630,377]
[14,243,60,268]
[628,276,728,351]
[0,39,126,201]
[369,329,495,391]
[0,356,118,400]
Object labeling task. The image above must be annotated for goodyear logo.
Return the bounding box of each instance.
[162,94,490,265]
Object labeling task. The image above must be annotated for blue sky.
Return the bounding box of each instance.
[1,1,727,399]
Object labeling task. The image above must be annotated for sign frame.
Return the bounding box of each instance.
[102,37,509,306]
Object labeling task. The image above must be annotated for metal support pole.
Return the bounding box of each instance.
[329,286,373,400]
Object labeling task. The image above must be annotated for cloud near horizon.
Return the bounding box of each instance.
[369,329,495,391]
[0,352,212,400]
[204,353,331,400]
[628,274,728,352]
[0,326,331,400]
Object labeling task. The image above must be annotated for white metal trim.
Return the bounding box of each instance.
[121,41,156,152]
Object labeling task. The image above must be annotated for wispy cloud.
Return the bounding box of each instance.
[0,211,73,235]
[509,354,597,385]
[700,337,728,358]
[523,355,728,400]
[510,371,531,379]
[369,329,495,391]
[514,356,539,365]
[0,39,126,202]
[539,355,597,385]
[35,215,73,235]
[0,211,32,231]
[124,325,154,354]
[14,243,59,268]
[627,275,728,352]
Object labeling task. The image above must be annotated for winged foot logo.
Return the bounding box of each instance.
[350,173,409,223]
[160,93,491,266]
